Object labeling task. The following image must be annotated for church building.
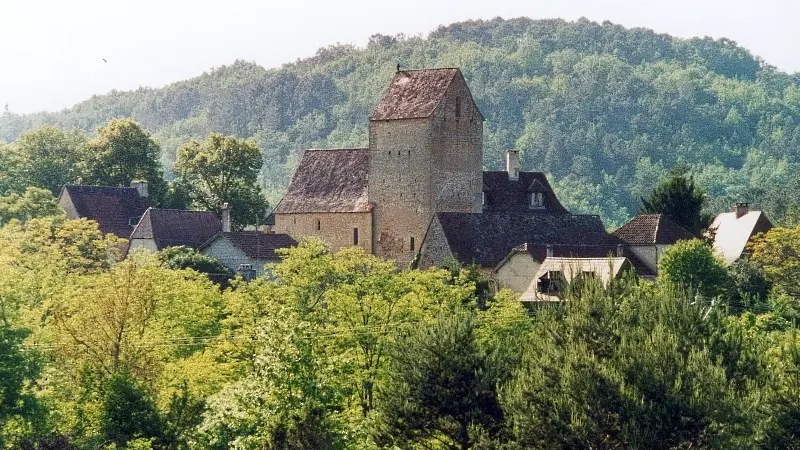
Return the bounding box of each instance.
[273,67,626,272]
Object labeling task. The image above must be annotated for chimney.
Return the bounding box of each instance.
[546,244,553,258]
[221,202,231,232]
[506,150,520,180]
[130,180,148,198]
[734,202,749,219]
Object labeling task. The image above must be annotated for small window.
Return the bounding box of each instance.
[455,97,461,120]
[410,236,415,252]
[530,192,544,208]
[316,219,321,231]
[481,192,486,206]
[353,227,359,246]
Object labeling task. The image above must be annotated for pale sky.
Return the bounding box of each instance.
[1,0,798,114]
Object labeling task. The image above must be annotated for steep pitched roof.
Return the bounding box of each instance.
[370,68,461,121]
[131,208,221,250]
[58,185,150,239]
[709,210,773,265]
[612,214,695,245]
[482,171,569,213]
[433,212,612,268]
[274,149,371,214]
[203,232,297,260]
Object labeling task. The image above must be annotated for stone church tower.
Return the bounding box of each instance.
[368,68,483,265]
[274,68,483,266]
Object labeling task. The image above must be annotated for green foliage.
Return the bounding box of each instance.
[81,118,168,204]
[658,239,730,298]
[641,167,710,235]
[157,246,233,278]
[14,126,84,194]
[373,309,503,449]
[0,325,41,448]
[0,142,25,195]
[501,282,750,448]
[175,133,268,230]
[101,371,163,447]
[2,18,797,225]
[0,187,61,226]
[749,226,800,297]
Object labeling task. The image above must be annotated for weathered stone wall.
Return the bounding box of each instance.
[57,193,79,219]
[201,239,273,276]
[368,118,433,265]
[274,212,372,253]
[429,76,483,213]
[128,238,159,253]
[417,218,454,268]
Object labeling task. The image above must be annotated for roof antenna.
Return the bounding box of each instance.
[396,63,400,73]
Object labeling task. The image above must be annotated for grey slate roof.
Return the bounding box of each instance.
[203,232,297,260]
[59,185,150,239]
[612,214,695,245]
[482,171,569,213]
[274,149,371,214]
[131,208,221,250]
[433,211,613,268]
[370,68,460,121]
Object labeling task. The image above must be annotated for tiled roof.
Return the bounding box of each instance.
[434,212,612,268]
[59,185,150,239]
[482,171,569,213]
[370,68,460,121]
[709,210,773,265]
[205,232,297,260]
[131,208,221,250]
[612,214,695,245]
[274,149,371,214]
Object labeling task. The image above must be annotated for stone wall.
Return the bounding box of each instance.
[368,118,433,265]
[274,211,372,253]
[417,217,454,268]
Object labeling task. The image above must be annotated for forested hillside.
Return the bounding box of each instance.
[3,17,800,226]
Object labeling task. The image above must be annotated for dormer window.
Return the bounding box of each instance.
[530,192,544,209]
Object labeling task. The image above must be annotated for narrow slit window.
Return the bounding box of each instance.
[316,219,321,231]
[410,237,415,252]
[353,227,359,246]
[455,97,461,120]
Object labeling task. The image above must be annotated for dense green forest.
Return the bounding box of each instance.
[3,17,800,227]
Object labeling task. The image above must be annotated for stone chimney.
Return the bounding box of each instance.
[506,150,520,181]
[734,202,749,219]
[130,180,148,197]
[221,202,231,232]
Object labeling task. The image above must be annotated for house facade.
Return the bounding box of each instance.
[57,182,150,240]
[611,214,695,275]
[200,231,297,278]
[128,208,222,252]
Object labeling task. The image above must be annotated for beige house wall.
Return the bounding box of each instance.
[274,212,372,253]
[128,239,159,253]
[627,244,670,274]
[201,239,273,277]
[57,192,79,219]
[494,253,542,293]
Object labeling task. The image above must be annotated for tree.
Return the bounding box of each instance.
[100,371,163,447]
[175,133,268,230]
[82,118,167,204]
[658,239,730,298]
[0,325,42,449]
[0,142,25,195]
[14,126,84,194]
[0,187,61,226]
[373,310,503,450]
[749,226,800,298]
[157,246,233,280]
[641,166,710,235]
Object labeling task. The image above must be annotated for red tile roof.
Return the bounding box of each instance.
[131,208,221,250]
[612,214,695,245]
[274,149,371,214]
[59,185,150,239]
[370,68,460,121]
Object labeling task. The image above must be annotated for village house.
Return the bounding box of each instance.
[128,207,222,252]
[57,181,151,240]
[708,202,773,265]
[611,213,695,275]
[274,67,645,296]
[200,231,297,279]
